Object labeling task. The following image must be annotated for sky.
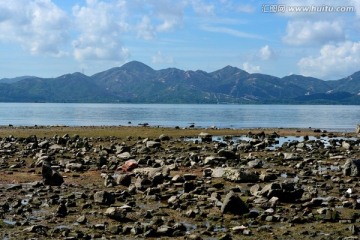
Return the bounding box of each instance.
[0,0,359,80]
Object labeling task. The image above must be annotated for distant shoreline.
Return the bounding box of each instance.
[0,125,356,139]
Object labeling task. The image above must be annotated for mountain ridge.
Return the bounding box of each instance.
[1,61,360,104]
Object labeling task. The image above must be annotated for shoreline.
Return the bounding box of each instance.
[0,125,357,139]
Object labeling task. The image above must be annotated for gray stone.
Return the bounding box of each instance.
[343,159,360,176]
[104,207,127,221]
[247,159,263,168]
[283,153,302,160]
[146,141,161,148]
[94,191,115,205]
[342,141,352,150]
[66,163,83,171]
[204,156,226,165]
[223,168,259,183]
[199,132,212,142]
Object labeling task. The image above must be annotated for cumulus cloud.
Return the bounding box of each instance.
[0,0,70,57]
[152,51,174,64]
[136,16,156,40]
[298,41,360,79]
[72,0,130,62]
[259,45,275,60]
[283,20,344,46]
[243,62,260,73]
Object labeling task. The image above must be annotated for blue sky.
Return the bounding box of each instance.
[0,0,359,80]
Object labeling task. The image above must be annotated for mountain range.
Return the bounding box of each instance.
[1,61,360,104]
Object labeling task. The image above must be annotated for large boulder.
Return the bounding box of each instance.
[343,159,360,176]
[259,182,304,202]
[223,168,259,183]
[42,161,64,186]
[211,167,259,182]
[221,191,249,215]
[356,124,360,134]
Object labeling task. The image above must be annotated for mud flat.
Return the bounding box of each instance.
[0,126,359,239]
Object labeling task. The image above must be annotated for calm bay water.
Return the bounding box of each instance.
[0,103,359,131]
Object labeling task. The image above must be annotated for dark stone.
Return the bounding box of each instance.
[221,191,249,215]
[116,174,132,186]
[42,161,64,186]
[93,191,115,205]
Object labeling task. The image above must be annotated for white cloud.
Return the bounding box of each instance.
[72,0,130,62]
[136,16,156,40]
[152,51,174,64]
[0,0,70,57]
[243,62,260,73]
[298,41,360,79]
[190,0,215,16]
[283,20,344,46]
[259,45,275,60]
[202,25,263,39]
[236,4,255,13]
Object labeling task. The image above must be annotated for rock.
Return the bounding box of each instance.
[77,215,87,224]
[343,159,360,176]
[93,191,115,205]
[356,124,360,134]
[260,182,303,202]
[247,159,263,168]
[104,207,127,221]
[259,172,277,182]
[117,152,132,160]
[38,140,49,148]
[146,141,161,148]
[23,225,48,233]
[156,225,173,236]
[121,159,138,172]
[221,191,249,215]
[104,174,115,187]
[223,168,259,183]
[323,209,339,222]
[159,134,170,141]
[42,161,64,186]
[116,173,132,186]
[342,141,352,150]
[56,201,68,217]
[283,153,302,161]
[218,149,236,159]
[199,132,212,142]
[250,184,261,196]
[66,163,83,171]
[133,167,165,178]
[203,156,226,165]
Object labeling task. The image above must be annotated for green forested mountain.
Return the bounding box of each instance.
[1,61,360,104]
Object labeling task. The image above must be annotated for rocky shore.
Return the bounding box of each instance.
[0,126,359,239]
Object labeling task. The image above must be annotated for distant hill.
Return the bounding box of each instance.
[1,60,360,104]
